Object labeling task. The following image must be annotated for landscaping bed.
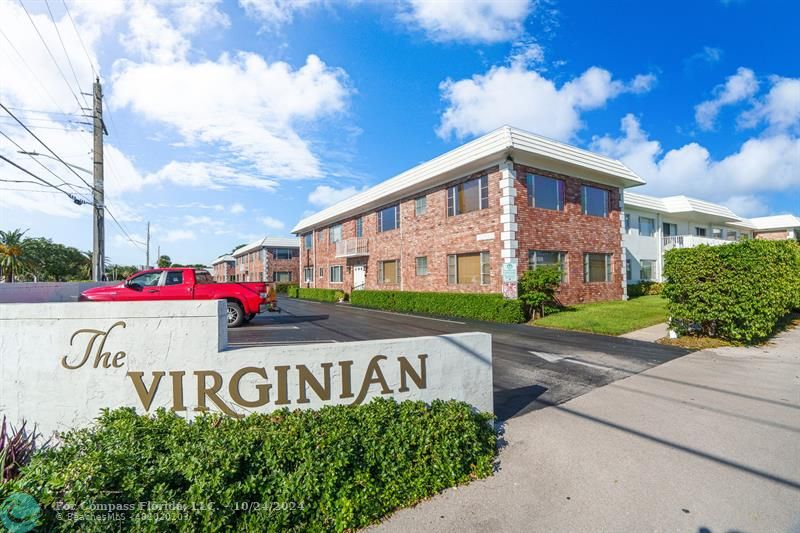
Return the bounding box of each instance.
[4,399,495,532]
[533,295,668,336]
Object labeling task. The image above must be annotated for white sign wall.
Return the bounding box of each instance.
[0,301,493,435]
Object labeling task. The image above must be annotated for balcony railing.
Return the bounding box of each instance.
[335,237,369,258]
[662,235,731,249]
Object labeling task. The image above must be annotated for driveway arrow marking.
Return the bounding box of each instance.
[528,351,610,371]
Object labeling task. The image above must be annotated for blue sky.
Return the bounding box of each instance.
[1,0,798,266]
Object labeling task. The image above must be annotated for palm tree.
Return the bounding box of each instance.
[79,250,93,280]
[0,229,32,283]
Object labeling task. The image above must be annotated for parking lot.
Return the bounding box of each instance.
[229,298,690,421]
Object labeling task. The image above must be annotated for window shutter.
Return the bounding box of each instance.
[557,179,564,211]
[605,254,612,282]
[447,255,456,284]
[395,260,401,283]
[583,254,589,283]
[395,205,400,229]
[378,261,384,285]
[480,176,489,209]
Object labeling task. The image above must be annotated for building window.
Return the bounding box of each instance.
[355,217,363,238]
[726,230,738,241]
[274,248,295,260]
[663,222,678,236]
[303,267,313,283]
[528,250,566,282]
[415,256,428,276]
[448,176,488,216]
[259,272,264,282]
[274,271,291,282]
[712,227,723,239]
[626,258,632,281]
[527,174,564,211]
[581,185,609,217]
[329,224,342,243]
[639,217,655,237]
[377,204,400,232]
[378,260,400,284]
[415,196,427,216]
[319,267,324,278]
[640,260,655,281]
[447,252,490,285]
[584,253,612,283]
[695,227,707,237]
[318,229,325,242]
[303,233,312,249]
[624,213,631,233]
[329,266,343,283]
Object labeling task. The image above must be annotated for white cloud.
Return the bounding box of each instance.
[120,1,189,64]
[308,184,365,207]
[694,67,759,130]
[158,229,196,243]
[184,215,215,226]
[239,0,322,30]
[112,53,350,180]
[591,114,800,203]
[230,203,246,214]
[260,216,285,230]
[437,64,656,141]
[508,40,545,68]
[400,0,533,43]
[687,46,723,65]
[722,195,769,217]
[144,161,278,191]
[738,76,800,133]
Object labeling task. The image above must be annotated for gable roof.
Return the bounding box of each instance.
[210,254,235,265]
[232,237,300,257]
[292,125,644,234]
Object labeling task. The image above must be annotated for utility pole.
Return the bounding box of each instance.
[145,221,151,268]
[91,77,107,281]
[157,245,160,266]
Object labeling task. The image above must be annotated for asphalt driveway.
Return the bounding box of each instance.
[229,298,690,420]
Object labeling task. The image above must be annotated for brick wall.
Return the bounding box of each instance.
[299,163,625,305]
[515,164,623,304]
[235,249,299,282]
[754,230,790,241]
[212,262,234,282]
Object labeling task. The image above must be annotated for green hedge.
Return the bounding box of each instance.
[663,239,800,343]
[350,290,525,323]
[9,400,495,532]
[275,283,298,295]
[627,281,663,297]
[287,285,299,298]
[287,287,343,302]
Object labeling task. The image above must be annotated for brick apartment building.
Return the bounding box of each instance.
[231,237,300,283]
[210,254,235,282]
[749,215,800,241]
[291,126,646,305]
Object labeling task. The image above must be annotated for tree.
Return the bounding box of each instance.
[157,255,172,268]
[518,266,563,320]
[0,229,32,283]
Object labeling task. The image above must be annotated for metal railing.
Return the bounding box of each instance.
[335,237,369,258]
[662,235,730,249]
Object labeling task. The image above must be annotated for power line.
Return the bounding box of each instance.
[0,128,91,199]
[2,106,81,118]
[18,0,86,112]
[0,101,98,194]
[61,0,97,78]
[0,154,88,205]
[0,121,89,133]
[105,207,145,250]
[44,0,91,111]
[0,28,69,115]
[0,177,55,187]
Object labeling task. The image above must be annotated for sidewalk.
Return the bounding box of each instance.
[373,327,800,532]
[620,322,668,342]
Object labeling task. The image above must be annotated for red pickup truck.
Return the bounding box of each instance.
[79,268,276,327]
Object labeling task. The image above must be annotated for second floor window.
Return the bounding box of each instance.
[274,248,294,260]
[663,222,678,236]
[303,233,312,249]
[527,174,564,211]
[639,217,655,237]
[448,176,488,216]
[355,217,363,237]
[415,196,427,216]
[695,227,707,237]
[330,224,342,243]
[377,205,400,232]
[582,185,609,217]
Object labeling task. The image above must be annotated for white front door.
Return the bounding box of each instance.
[353,265,366,290]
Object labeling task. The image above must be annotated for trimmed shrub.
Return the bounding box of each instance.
[518,266,562,319]
[10,400,495,531]
[627,281,663,298]
[663,239,800,343]
[288,288,342,302]
[275,283,299,295]
[350,290,525,323]
[287,285,299,298]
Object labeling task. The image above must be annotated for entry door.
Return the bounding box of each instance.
[353,265,366,290]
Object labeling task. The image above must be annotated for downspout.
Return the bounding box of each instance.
[620,187,628,300]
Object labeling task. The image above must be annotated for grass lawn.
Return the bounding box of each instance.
[533,295,668,336]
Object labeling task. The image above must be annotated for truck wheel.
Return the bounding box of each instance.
[227,301,245,328]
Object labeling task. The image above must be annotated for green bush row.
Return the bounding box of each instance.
[350,290,525,323]
[627,281,663,297]
[663,239,800,343]
[287,287,343,302]
[8,401,495,532]
[275,282,299,295]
